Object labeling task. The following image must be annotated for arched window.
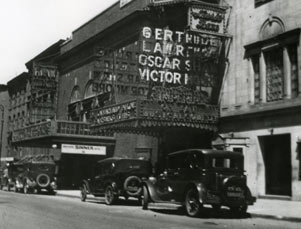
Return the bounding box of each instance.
[84,81,96,99]
[70,86,81,103]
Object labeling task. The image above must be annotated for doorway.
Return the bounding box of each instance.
[259,134,292,196]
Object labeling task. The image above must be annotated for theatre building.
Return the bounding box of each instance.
[55,0,231,186]
[219,0,301,200]
[6,0,232,189]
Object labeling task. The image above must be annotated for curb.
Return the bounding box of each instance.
[55,193,301,223]
[250,213,301,223]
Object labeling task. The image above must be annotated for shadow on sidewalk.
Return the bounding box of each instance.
[148,206,252,219]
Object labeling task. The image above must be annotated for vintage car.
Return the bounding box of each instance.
[141,149,256,217]
[0,166,15,191]
[13,155,57,194]
[80,157,152,205]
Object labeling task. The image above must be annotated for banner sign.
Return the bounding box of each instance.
[62,144,106,155]
[138,26,222,102]
[91,100,137,125]
[12,121,51,143]
[188,4,227,35]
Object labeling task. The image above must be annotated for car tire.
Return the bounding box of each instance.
[142,186,149,210]
[185,188,201,217]
[105,185,116,205]
[124,176,142,197]
[80,185,87,202]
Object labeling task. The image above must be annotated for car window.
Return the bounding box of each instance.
[211,157,243,170]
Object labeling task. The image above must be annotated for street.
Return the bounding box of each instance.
[0,191,299,229]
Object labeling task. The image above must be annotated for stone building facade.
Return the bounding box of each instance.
[219,0,301,200]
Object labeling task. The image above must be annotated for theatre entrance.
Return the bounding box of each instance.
[259,134,292,196]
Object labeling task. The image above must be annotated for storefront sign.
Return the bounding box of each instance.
[189,4,226,35]
[62,144,106,155]
[120,0,133,8]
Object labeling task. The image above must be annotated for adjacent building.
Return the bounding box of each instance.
[219,0,301,200]
[0,85,9,166]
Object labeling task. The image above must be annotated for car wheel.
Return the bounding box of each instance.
[80,185,87,202]
[185,188,202,217]
[105,185,116,205]
[142,186,149,210]
[230,204,248,215]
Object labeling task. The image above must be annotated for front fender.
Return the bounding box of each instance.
[141,180,162,202]
[195,183,207,204]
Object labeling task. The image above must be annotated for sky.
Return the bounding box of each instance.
[0,0,118,85]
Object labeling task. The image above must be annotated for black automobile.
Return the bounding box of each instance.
[141,149,256,217]
[14,155,57,194]
[80,157,152,205]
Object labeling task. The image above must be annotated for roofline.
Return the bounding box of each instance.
[168,149,243,156]
[73,1,119,34]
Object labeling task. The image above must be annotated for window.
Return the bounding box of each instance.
[249,44,299,103]
[265,48,283,102]
[252,55,260,103]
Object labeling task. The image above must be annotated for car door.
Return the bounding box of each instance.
[93,162,106,194]
[154,153,188,202]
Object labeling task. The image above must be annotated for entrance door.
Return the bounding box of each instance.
[260,134,292,196]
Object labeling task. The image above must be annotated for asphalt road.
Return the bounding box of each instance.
[0,190,300,229]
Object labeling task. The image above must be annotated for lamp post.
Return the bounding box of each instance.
[0,105,4,161]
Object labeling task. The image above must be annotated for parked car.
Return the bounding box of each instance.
[80,157,152,205]
[141,149,256,217]
[13,155,57,194]
[0,163,20,191]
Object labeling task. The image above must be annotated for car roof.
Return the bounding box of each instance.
[168,149,243,158]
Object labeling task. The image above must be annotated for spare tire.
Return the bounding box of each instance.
[36,174,50,188]
[123,176,142,196]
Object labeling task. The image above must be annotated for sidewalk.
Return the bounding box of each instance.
[56,190,301,222]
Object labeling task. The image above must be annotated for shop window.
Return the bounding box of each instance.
[255,0,274,8]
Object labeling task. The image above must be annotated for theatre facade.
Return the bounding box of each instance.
[55,0,231,186]
[7,0,233,189]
